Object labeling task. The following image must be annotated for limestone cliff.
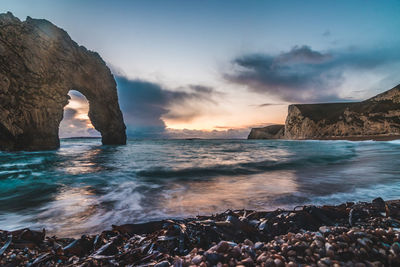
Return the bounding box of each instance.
[248,84,400,140]
[248,125,284,139]
[0,12,126,150]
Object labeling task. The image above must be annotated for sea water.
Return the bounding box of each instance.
[0,138,399,237]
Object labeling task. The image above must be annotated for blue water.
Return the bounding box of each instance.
[0,138,399,237]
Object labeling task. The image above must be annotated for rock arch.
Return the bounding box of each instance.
[0,12,126,150]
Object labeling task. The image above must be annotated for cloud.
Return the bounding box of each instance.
[63,108,77,120]
[322,30,331,37]
[115,76,219,138]
[165,122,278,139]
[225,45,400,103]
[116,78,168,137]
[59,77,223,138]
[59,91,100,138]
[254,103,284,108]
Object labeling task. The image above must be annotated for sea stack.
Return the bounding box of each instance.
[248,84,400,140]
[0,12,126,151]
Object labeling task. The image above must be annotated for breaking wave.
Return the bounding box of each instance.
[0,138,399,237]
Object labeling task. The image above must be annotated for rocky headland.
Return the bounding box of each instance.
[249,84,400,140]
[1,198,400,266]
[248,125,285,140]
[0,12,126,151]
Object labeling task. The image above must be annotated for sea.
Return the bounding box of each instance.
[0,138,399,237]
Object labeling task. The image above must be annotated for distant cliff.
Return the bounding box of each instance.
[248,84,400,140]
[248,125,284,139]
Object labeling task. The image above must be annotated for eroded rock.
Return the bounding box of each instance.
[248,124,285,139]
[248,84,400,140]
[0,12,126,150]
[285,84,400,140]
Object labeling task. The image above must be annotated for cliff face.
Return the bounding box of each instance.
[0,12,126,150]
[285,84,400,140]
[248,84,400,140]
[248,125,284,139]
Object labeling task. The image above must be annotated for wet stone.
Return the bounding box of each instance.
[216,241,230,253]
[155,260,170,267]
[1,198,400,266]
[204,251,222,265]
[192,254,203,264]
[254,241,264,250]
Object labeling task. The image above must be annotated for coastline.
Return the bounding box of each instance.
[309,135,400,142]
[249,134,400,142]
[1,198,400,266]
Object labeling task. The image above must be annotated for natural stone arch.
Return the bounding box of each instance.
[0,12,126,150]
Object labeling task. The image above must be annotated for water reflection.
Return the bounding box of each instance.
[1,139,400,237]
[56,141,123,175]
[160,171,298,215]
[36,186,99,236]
[59,148,105,175]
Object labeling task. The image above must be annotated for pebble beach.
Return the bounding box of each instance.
[1,197,400,266]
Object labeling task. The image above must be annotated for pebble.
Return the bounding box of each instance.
[155,260,169,267]
[254,241,263,250]
[274,258,284,267]
[204,251,221,265]
[192,254,203,264]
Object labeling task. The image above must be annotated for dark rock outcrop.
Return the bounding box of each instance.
[249,84,400,140]
[0,12,126,150]
[248,124,284,139]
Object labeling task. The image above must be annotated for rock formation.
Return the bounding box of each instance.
[0,12,126,150]
[248,124,284,139]
[248,84,400,140]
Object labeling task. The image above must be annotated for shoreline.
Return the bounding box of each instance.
[1,198,400,266]
[249,135,400,142]
[310,135,400,141]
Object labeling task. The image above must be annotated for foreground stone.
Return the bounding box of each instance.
[0,12,126,151]
[1,198,400,266]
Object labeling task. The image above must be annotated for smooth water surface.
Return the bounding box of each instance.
[0,139,399,236]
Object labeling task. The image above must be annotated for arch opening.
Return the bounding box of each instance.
[59,90,101,139]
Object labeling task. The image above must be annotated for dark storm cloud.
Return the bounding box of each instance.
[60,77,222,138]
[116,77,168,138]
[225,45,400,103]
[115,76,218,138]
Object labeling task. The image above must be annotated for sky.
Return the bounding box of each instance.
[2,0,400,138]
